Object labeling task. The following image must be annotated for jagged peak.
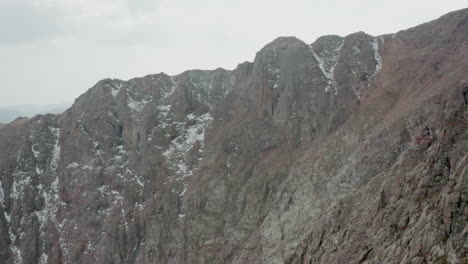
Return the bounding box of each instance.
[41,8,468,127]
[311,35,343,46]
[344,31,375,42]
[176,67,231,79]
[260,36,308,52]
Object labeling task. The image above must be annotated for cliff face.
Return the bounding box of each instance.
[0,9,467,264]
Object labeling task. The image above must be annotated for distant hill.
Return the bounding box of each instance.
[0,103,71,123]
[0,108,24,123]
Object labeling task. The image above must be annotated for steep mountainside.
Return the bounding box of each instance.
[0,9,467,264]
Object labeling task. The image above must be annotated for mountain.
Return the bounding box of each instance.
[0,104,71,124]
[0,8,467,264]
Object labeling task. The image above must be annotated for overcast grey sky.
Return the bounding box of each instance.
[0,0,466,106]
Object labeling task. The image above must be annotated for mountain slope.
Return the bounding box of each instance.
[0,8,467,264]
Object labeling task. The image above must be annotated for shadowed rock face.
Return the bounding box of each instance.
[0,8,467,264]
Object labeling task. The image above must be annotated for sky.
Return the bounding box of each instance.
[0,0,466,106]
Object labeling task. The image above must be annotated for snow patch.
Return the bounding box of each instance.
[128,96,150,112]
[372,37,383,74]
[4,211,10,222]
[225,144,239,177]
[135,176,145,187]
[81,165,92,170]
[161,76,177,100]
[67,162,79,169]
[5,180,22,263]
[353,46,360,54]
[10,244,22,264]
[163,112,213,196]
[39,252,48,264]
[163,112,213,161]
[49,127,61,171]
[32,145,40,159]
[0,181,5,207]
[135,202,145,211]
[29,125,67,261]
[180,185,187,196]
[265,50,280,90]
[106,144,143,191]
[309,40,343,95]
[35,166,43,176]
[111,83,122,97]
[11,174,31,200]
[157,105,171,121]
[311,49,333,80]
[97,185,109,193]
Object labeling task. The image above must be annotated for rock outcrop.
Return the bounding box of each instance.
[0,8,467,264]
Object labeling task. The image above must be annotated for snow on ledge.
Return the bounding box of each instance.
[372,37,383,74]
[128,96,150,112]
[110,83,123,97]
[309,40,343,95]
[163,112,214,196]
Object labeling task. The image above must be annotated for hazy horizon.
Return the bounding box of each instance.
[1,0,466,106]
[0,102,71,123]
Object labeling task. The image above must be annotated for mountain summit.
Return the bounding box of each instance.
[0,8,467,264]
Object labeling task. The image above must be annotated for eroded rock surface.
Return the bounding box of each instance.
[0,8,467,264]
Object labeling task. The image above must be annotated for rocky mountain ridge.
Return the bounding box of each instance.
[0,8,467,264]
